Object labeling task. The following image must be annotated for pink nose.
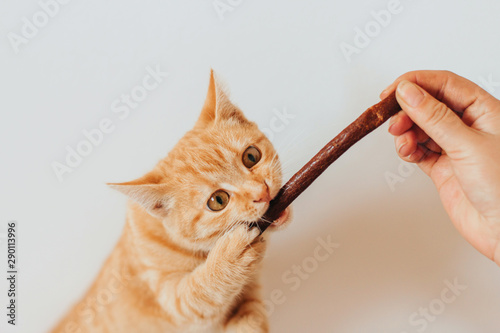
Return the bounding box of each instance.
[253,185,271,203]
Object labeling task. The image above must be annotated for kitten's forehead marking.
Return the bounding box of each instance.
[219,183,238,193]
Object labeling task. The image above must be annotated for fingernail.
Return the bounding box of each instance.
[398,142,407,155]
[388,114,398,132]
[380,86,391,99]
[397,81,425,107]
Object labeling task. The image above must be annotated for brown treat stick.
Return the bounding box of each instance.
[255,91,401,232]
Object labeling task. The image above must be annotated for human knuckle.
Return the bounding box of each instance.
[441,70,453,76]
[427,102,450,127]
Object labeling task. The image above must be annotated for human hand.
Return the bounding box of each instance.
[381,70,500,266]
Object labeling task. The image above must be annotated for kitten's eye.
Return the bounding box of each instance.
[242,146,261,169]
[207,190,230,211]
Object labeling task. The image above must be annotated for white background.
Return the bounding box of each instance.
[1,0,500,332]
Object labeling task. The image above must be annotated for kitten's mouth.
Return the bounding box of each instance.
[248,207,290,230]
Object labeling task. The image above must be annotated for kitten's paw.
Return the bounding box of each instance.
[210,224,266,270]
[268,206,293,231]
[225,302,269,333]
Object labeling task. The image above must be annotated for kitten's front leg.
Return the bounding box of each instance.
[224,280,269,333]
[157,225,266,326]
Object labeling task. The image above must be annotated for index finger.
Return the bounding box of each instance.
[380,70,489,115]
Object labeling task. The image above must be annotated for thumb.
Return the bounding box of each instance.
[395,80,476,155]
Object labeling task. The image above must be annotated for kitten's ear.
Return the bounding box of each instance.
[108,173,171,217]
[196,69,217,126]
[195,69,249,128]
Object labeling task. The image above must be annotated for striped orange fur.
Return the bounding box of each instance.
[52,71,291,333]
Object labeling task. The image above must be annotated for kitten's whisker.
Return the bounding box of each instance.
[258,217,273,225]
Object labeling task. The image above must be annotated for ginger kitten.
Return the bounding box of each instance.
[52,71,291,333]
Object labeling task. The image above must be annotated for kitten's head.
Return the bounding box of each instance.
[110,71,285,251]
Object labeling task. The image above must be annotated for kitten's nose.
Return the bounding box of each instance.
[253,185,271,203]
